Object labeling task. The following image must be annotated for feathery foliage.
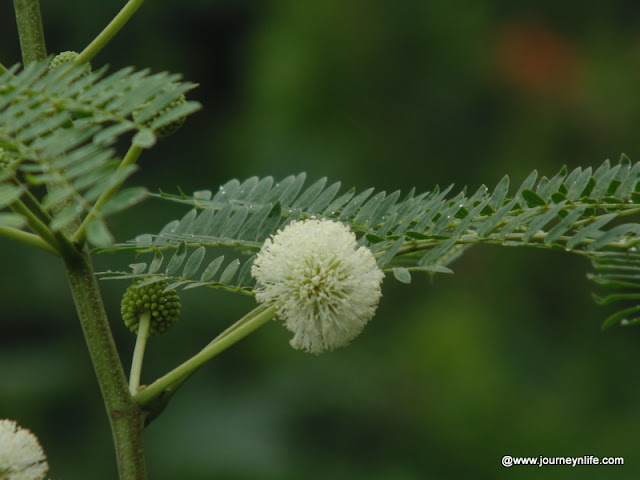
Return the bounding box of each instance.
[0,59,200,246]
[589,250,640,328]
[100,156,640,327]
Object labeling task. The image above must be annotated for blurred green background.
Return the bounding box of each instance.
[2,1,640,479]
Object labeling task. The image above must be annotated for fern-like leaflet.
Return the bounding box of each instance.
[0,59,201,247]
[100,156,640,328]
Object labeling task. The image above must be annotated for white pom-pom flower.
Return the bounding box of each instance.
[251,218,384,354]
[0,419,48,480]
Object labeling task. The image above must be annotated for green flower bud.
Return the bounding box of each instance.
[121,279,181,335]
[48,51,91,76]
[133,93,186,138]
[48,51,93,124]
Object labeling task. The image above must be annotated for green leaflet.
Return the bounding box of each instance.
[201,256,225,282]
[182,246,206,278]
[291,177,327,209]
[166,241,188,275]
[521,189,546,208]
[101,187,148,216]
[219,259,241,285]
[538,165,567,199]
[307,181,341,214]
[149,251,164,274]
[544,206,587,245]
[0,184,25,208]
[86,218,114,248]
[392,267,412,284]
[0,212,27,228]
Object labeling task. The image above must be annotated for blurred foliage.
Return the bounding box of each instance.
[2,1,640,479]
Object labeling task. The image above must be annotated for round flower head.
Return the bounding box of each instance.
[0,419,48,480]
[121,279,181,335]
[251,218,384,354]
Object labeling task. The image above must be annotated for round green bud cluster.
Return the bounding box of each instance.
[48,51,91,76]
[121,279,181,335]
[133,93,186,138]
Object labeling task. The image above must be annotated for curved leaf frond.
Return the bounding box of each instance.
[589,250,640,329]
[101,157,640,317]
[0,59,201,246]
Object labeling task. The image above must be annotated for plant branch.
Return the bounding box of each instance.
[10,199,61,252]
[133,305,272,425]
[73,143,143,245]
[389,229,640,264]
[0,226,58,255]
[7,180,79,258]
[129,311,151,395]
[75,0,145,65]
[64,247,147,480]
[18,184,53,224]
[574,206,640,227]
[13,0,47,64]
[134,304,277,406]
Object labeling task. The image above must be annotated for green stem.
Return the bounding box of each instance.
[13,0,47,64]
[0,226,58,255]
[64,248,147,480]
[10,199,61,253]
[0,62,8,75]
[141,301,271,414]
[18,184,53,225]
[203,304,271,348]
[73,143,143,245]
[9,185,80,259]
[75,0,145,65]
[129,311,151,395]
[134,304,278,406]
[573,207,640,227]
[389,232,572,259]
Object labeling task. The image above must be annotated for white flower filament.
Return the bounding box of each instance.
[251,219,384,354]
